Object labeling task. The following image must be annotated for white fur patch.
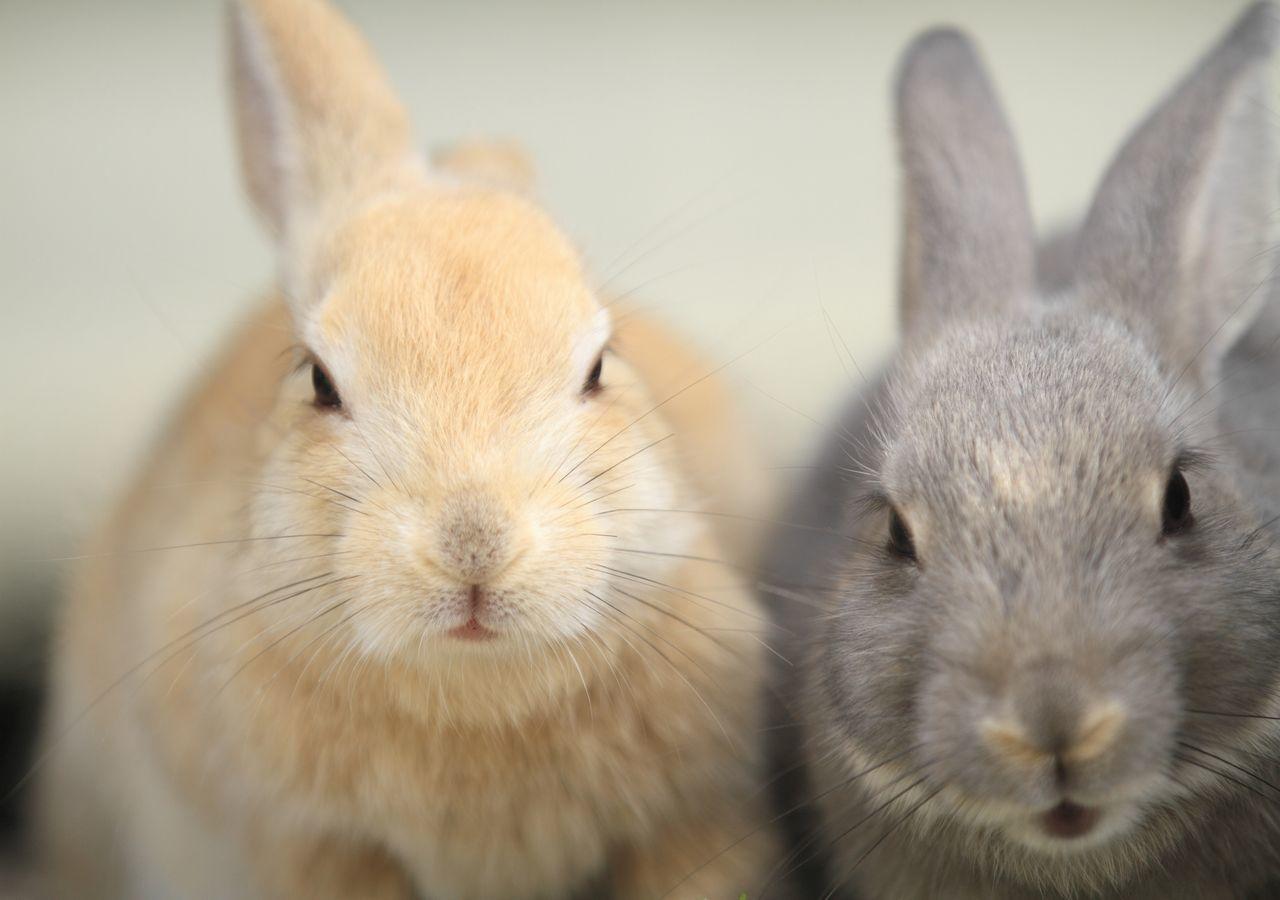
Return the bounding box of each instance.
[571,306,611,378]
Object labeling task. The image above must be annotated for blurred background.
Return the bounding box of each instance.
[0,0,1250,847]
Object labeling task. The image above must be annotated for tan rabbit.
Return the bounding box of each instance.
[36,0,775,896]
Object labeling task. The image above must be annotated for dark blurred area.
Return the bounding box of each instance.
[0,679,42,840]
[0,609,46,897]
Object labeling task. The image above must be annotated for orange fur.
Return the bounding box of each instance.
[37,0,775,897]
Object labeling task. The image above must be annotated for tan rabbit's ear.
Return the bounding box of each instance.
[431,139,536,195]
[228,0,417,243]
[895,28,1036,341]
[1077,2,1278,385]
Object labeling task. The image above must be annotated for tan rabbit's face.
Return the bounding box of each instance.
[251,187,693,659]
[224,0,702,674]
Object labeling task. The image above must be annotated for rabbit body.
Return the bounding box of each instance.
[767,4,1280,898]
[38,1,773,897]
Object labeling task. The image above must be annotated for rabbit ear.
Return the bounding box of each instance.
[1076,2,1279,385]
[895,28,1036,340]
[431,139,537,195]
[228,0,418,244]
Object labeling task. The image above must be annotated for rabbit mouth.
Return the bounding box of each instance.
[446,616,497,642]
[1039,801,1099,839]
[1002,798,1142,855]
[432,585,507,642]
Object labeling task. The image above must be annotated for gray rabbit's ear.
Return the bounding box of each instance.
[1076,2,1279,385]
[227,0,419,248]
[895,28,1036,341]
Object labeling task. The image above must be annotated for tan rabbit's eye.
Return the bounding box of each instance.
[311,363,341,410]
[582,353,604,396]
[887,507,917,562]
[1161,468,1192,536]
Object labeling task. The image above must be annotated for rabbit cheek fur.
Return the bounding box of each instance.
[770,4,1280,898]
[38,1,773,898]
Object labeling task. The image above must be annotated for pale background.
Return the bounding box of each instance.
[0,0,1250,671]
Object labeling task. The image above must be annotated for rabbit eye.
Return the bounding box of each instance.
[582,353,604,395]
[887,508,917,561]
[311,363,341,410]
[1161,468,1192,536]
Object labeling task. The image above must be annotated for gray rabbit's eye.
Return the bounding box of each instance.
[887,508,917,562]
[311,362,342,410]
[1161,468,1192,536]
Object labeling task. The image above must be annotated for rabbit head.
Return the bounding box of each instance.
[818,3,1280,889]
[226,0,698,685]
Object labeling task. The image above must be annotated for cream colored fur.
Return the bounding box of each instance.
[37,0,774,896]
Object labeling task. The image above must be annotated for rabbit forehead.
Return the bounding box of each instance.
[306,187,602,393]
[886,312,1171,514]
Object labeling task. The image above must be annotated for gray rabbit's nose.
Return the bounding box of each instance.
[430,491,522,584]
[981,660,1127,784]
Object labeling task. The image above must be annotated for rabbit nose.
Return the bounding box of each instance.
[982,662,1127,783]
[431,492,520,584]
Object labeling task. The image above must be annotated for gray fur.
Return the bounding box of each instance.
[897,28,1036,340]
[766,4,1280,898]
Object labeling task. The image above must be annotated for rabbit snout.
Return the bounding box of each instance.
[920,628,1180,846]
[981,659,1128,787]
[429,490,527,586]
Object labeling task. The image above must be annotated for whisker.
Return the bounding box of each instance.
[1186,708,1280,722]
[822,785,944,900]
[299,476,366,509]
[558,328,786,486]
[1178,742,1280,798]
[582,589,732,748]
[598,507,864,547]
[766,767,932,896]
[216,595,357,697]
[6,571,356,801]
[326,439,382,490]
[352,416,404,495]
[605,582,745,664]
[662,744,920,898]
[593,563,773,625]
[30,532,343,563]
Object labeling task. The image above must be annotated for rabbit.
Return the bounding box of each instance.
[765,3,1280,898]
[35,0,778,897]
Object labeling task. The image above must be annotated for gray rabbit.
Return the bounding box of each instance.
[765,3,1280,898]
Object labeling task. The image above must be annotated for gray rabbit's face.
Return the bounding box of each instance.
[821,308,1280,858]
